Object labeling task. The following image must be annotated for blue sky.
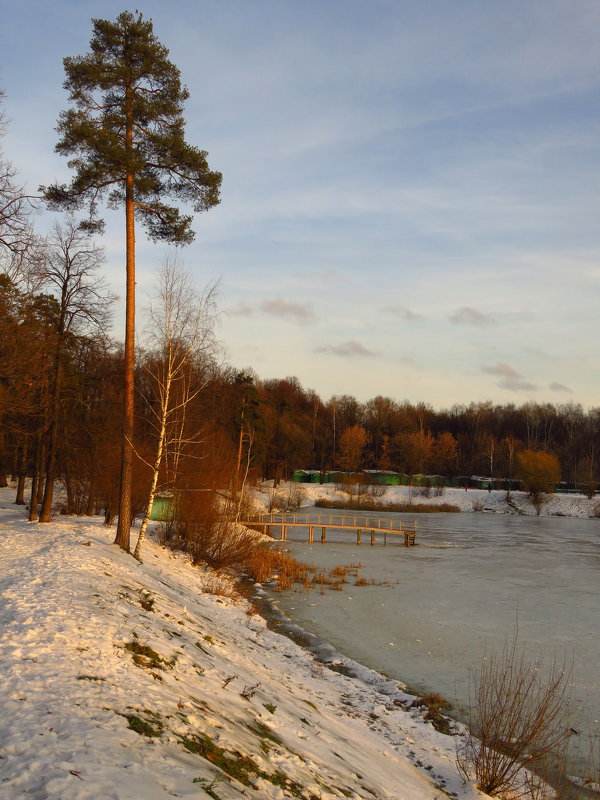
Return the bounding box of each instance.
[2,0,600,408]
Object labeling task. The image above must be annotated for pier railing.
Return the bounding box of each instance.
[240,513,417,546]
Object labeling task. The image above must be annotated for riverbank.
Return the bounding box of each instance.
[0,485,487,800]
[251,482,600,518]
[258,510,600,795]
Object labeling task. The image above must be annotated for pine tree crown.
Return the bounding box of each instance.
[41,11,221,244]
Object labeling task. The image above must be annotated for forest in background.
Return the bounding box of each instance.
[2,250,600,518]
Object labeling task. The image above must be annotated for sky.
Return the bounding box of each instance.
[2,0,600,409]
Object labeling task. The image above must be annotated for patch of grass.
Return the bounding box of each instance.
[180,733,261,786]
[250,720,283,745]
[192,775,225,799]
[181,732,303,793]
[124,640,173,671]
[126,714,163,737]
[302,699,319,711]
[411,692,454,735]
[77,674,106,682]
[203,634,215,644]
[139,591,155,612]
[263,703,277,714]
[268,771,305,796]
[240,682,260,700]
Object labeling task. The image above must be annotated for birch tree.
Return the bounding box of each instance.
[133,260,218,561]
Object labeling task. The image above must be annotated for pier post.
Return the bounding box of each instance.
[308,525,314,543]
[321,527,326,543]
[384,532,387,546]
[357,529,361,545]
[370,530,375,546]
[282,525,287,541]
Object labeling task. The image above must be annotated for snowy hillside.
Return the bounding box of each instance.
[0,487,487,800]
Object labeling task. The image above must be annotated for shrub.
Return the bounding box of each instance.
[517,450,560,499]
[267,484,306,512]
[456,636,572,797]
[158,490,263,571]
[367,483,387,498]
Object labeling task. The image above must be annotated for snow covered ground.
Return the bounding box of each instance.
[251,482,600,519]
[0,484,490,800]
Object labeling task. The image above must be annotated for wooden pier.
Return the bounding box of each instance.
[241,513,417,547]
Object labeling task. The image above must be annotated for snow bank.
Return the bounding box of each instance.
[0,486,487,800]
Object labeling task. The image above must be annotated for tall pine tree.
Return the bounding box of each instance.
[42,11,221,550]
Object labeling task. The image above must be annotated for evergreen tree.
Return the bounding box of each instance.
[42,11,221,550]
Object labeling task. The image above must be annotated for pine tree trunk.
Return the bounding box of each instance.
[29,433,41,521]
[0,431,7,487]
[36,440,46,504]
[39,354,64,522]
[15,441,27,505]
[85,473,95,516]
[65,464,75,514]
[115,150,136,550]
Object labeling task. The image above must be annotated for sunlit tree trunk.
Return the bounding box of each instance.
[115,89,135,551]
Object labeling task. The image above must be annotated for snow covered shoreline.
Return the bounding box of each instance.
[251,482,600,519]
[0,486,488,800]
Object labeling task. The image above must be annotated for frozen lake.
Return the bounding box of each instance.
[267,510,599,755]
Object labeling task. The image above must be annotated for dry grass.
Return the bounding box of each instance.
[244,547,314,591]
[315,498,460,513]
[245,548,366,593]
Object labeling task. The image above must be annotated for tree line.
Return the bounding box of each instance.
[1,250,599,512]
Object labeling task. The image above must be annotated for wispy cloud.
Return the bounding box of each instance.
[450,307,496,326]
[522,345,549,360]
[261,298,316,325]
[229,302,255,317]
[382,305,423,321]
[482,362,536,392]
[314,340,377,358]
[549,381,573,393]
[229,298,316,325]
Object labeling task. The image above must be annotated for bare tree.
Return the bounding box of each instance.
[133,259,218,560]
[457,633,572,798]
[501,434,518,500]
[0,90,38,268]
[37,217,114,522]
